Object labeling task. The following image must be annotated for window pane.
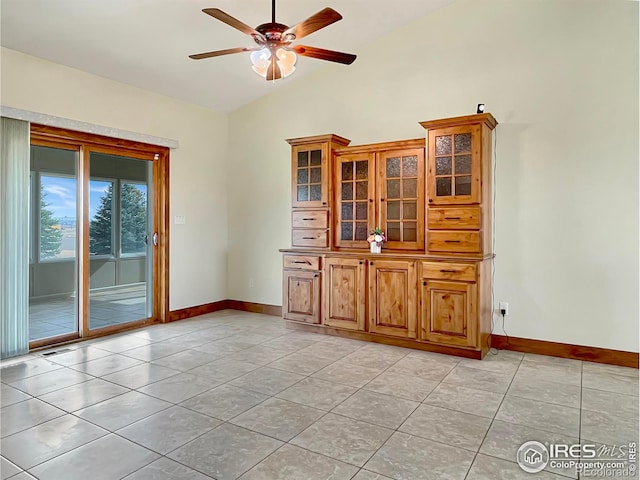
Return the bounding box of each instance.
[386,157,400,177]
[355,222,368,241]
[121,183,147,255]
[387,179,400,199]
[39,175,77,260]
[435,135,452,155]
[297,151,308,167]
[342,162,353,181]
[89,180,114,256]
[436,177,452,196]
[355,161,368,180]
[341,222,353,241]
[387,201,400,220]
[341,182,353,200]
[454,133,472,153]
[309,184,322,201]
[342,202,354,220]
[402,156,418,177]
[455,176,472,195]
[436,157,452,175]
[310,150,322,166]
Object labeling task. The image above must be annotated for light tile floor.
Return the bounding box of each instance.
[29,285,147,341]
[1,310,638,480]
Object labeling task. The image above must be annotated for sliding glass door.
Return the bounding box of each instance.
[28,128,168,347]
[88,152,153,331]
[29,145,80,342]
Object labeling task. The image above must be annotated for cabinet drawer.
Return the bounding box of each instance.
[292,210,328,229]
[422,261,477,282]
[292,229,329,248]
[283,255,321,270]
[428,207,480,230]
[428,231,481,254]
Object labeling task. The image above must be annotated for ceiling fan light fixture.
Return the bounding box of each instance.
[250,47,296,79]
[276,48,297,77]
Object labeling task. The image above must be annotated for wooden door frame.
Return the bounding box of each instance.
[29,125,170,349]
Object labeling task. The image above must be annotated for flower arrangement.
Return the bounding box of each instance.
[367,227,387,247]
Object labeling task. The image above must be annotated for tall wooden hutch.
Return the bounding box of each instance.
[281,113,497,359]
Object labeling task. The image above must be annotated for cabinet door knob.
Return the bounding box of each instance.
[423,281,427,286]
[429,198,433,203]
[380,198,385,202]
[369,261,373,265]
[359,261,363,264]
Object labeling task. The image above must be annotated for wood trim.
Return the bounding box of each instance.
[491,335,639,369]
[334,138,425,155]
[286,321,482,359]
[419,113,498,131]
[168,300,231,322]
[227,300,282,317]
[31,124,170,154]
[168,300,282,322]
[286,134,351,147]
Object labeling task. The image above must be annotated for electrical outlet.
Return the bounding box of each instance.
[249,277,254,289]
[499,302,509,315]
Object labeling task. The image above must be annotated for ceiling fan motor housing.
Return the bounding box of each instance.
[254,23,295,46]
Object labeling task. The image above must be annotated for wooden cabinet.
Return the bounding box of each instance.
[334,152,376,248]
[282,114,497,360]
[291,143,329,209]
[421,114,497,256]
[283,255,321,324]
[323,257,366,330]
[420,261,478,348]
[426,125,481,205]
[378,149,425,251]
[334,142,425,251]
[368,259,417,339]
[287,135,351,250]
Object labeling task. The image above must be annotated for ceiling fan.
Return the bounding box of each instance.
[189,0,357,81]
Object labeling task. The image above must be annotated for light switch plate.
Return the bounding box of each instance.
[174,215,186,225]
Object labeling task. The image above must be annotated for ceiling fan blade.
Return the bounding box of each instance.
[292,45,357,65]
[266,57,282,81]
[202,8,265,41]
[283,8,342,41]
[189,47,258,60]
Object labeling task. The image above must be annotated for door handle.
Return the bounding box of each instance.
[144,234,149,245]
[152,232,159,246]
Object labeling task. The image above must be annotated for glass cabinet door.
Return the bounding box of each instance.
[428,125,481,205]
[378,149,425,251]
[335,152,375,248]
[292,143,328,208]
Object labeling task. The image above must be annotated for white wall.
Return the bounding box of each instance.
[0,47,229,310]
[228,0,639,352]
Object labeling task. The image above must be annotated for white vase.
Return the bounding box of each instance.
[370,242,382,254]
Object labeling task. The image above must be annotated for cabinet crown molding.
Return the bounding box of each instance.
[419,113,498,131]
[286,134,351,147]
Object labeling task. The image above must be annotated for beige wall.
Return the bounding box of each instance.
[1,47,229,310]
[228,0,639,351]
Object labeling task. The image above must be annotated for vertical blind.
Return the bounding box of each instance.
[1,117,30,359]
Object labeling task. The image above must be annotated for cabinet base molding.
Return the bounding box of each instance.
[491,335,638,369]
[285,321,483,359]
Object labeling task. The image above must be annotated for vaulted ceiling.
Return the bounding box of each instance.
[1,0,455,112]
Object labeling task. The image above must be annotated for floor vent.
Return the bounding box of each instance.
[40,348,72,357]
